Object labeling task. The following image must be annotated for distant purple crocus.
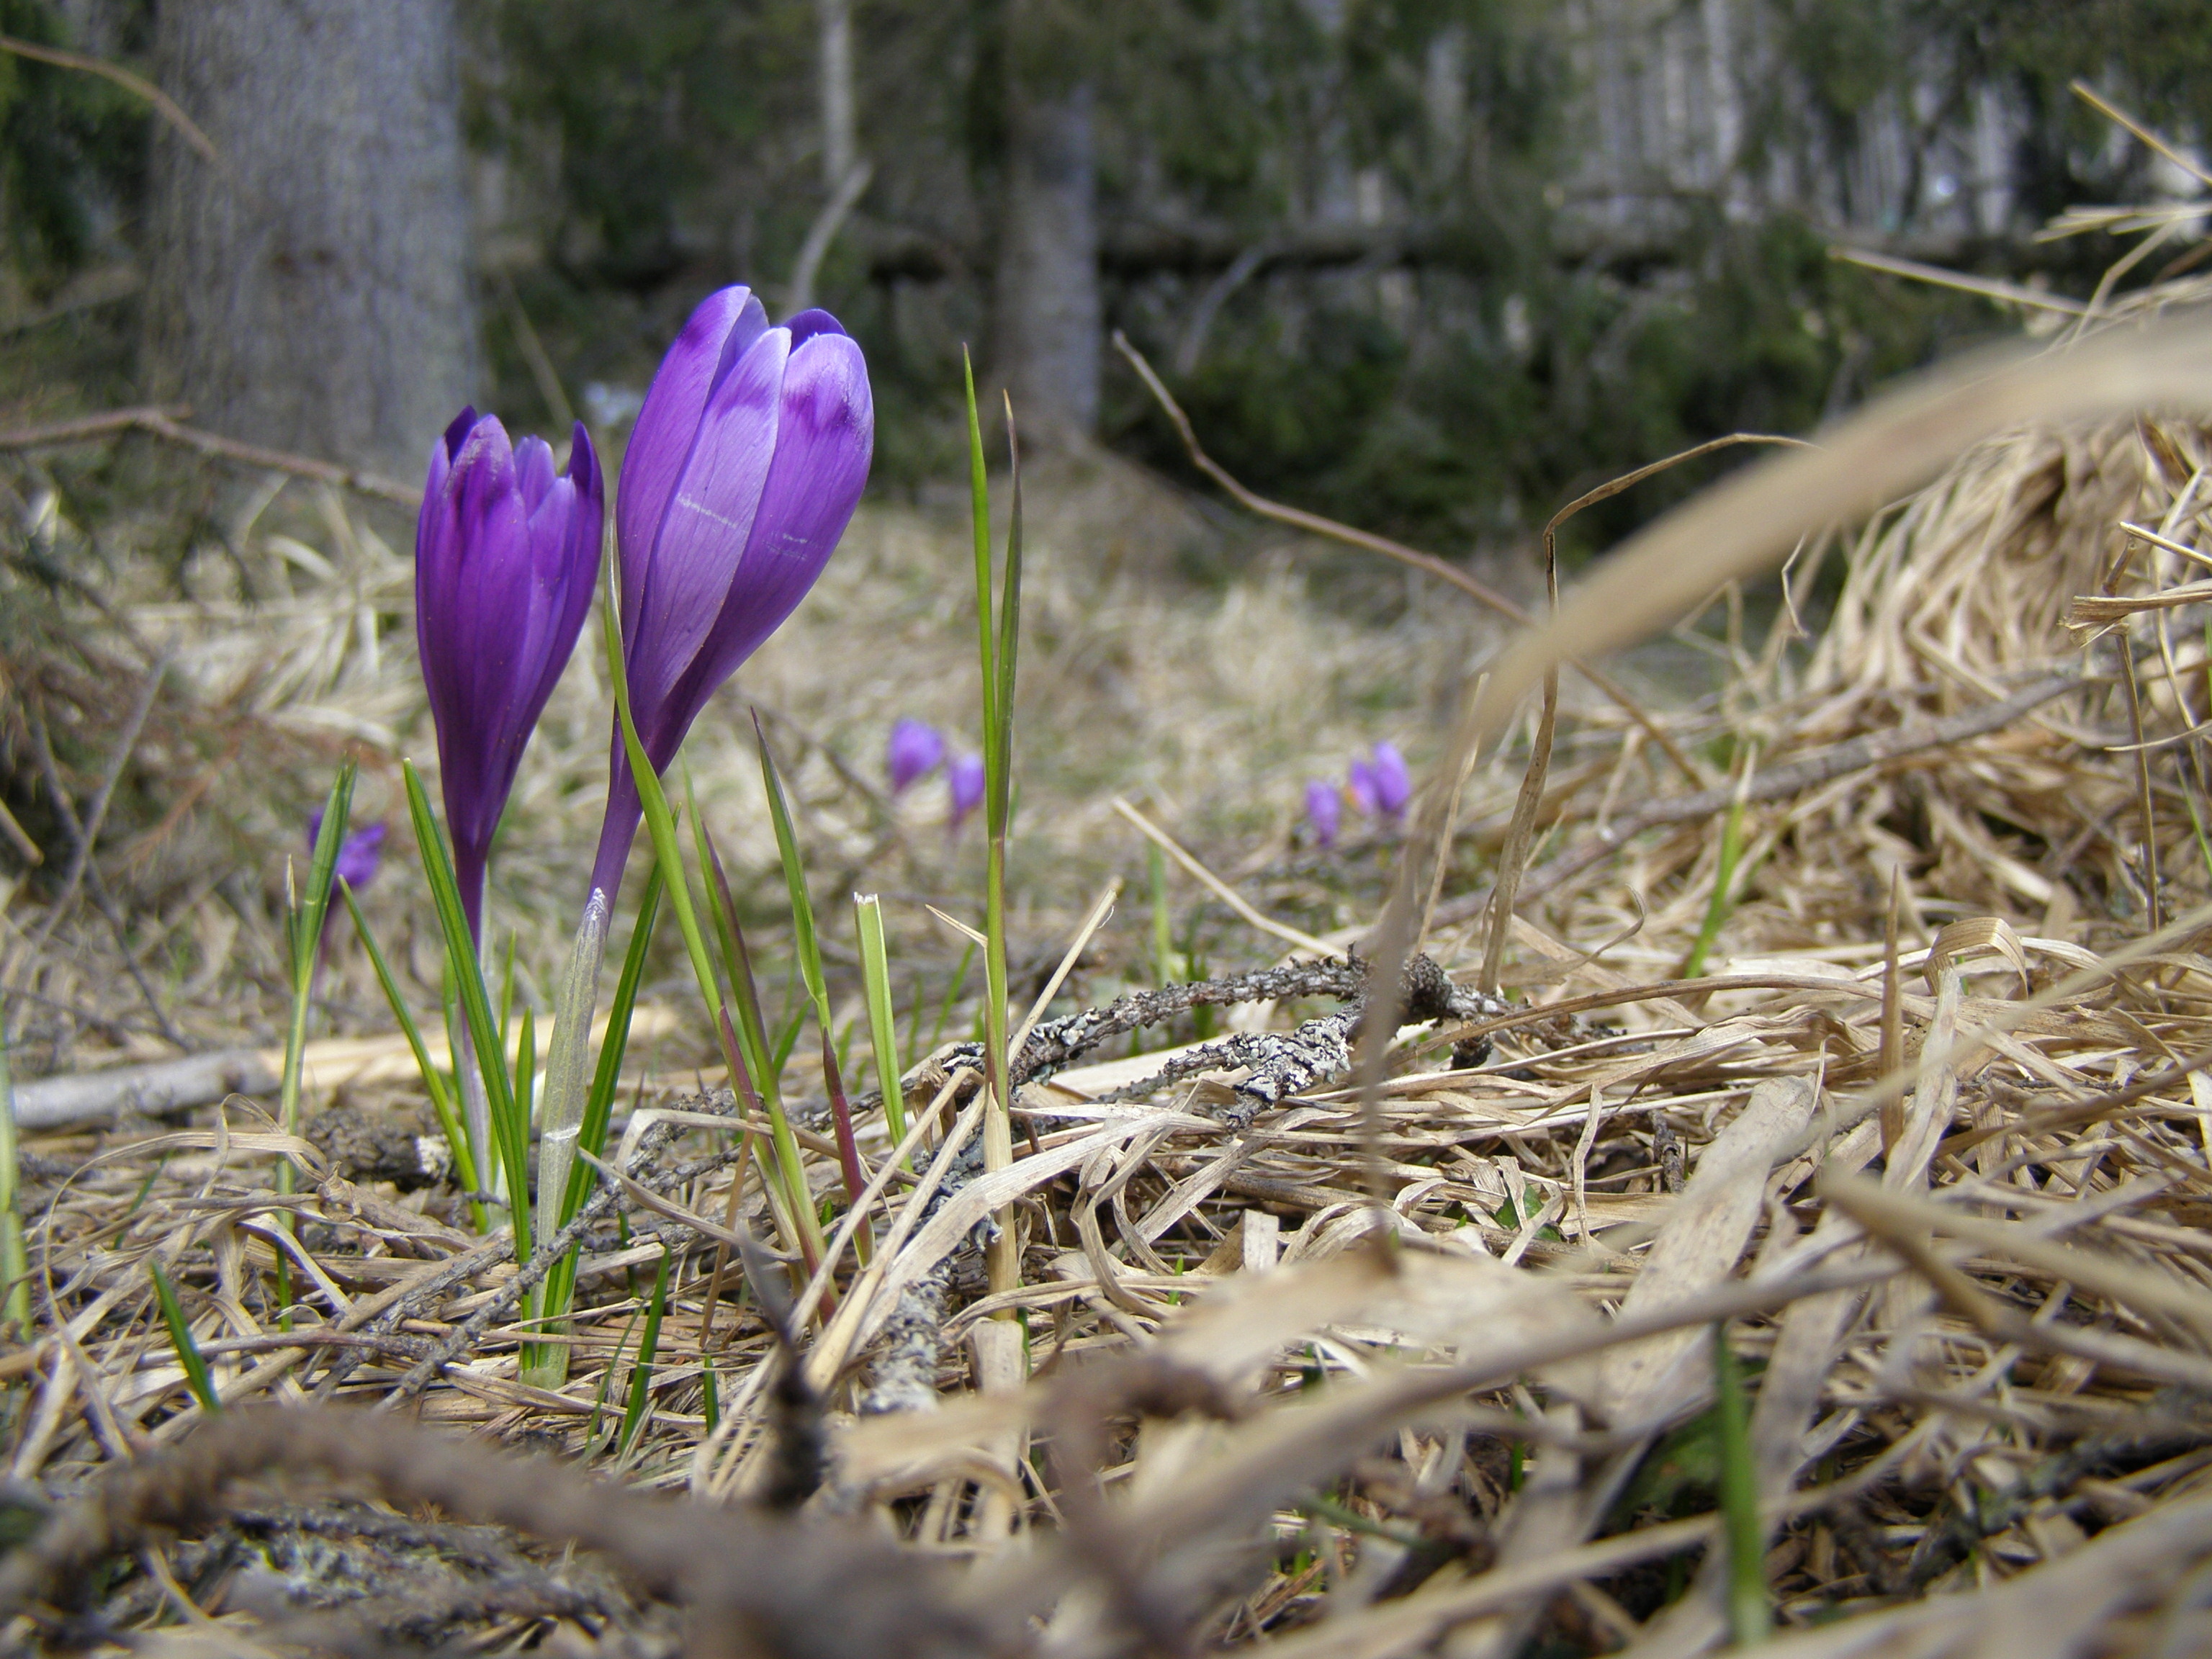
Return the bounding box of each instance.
[588,287,873,906]
[887,718,946,793]
[1304,780,1341,850]
[948,752,986,833]
[416,409,603,939]
[1370,741,1412,819]
[1346,759,1380,819]
[308,812,387,893]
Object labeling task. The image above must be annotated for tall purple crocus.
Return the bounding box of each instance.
[1304,780,1341,850]
[416,409,603,938]
[948,752,986,833]
[887,718,946,793]
[587,287,874,907]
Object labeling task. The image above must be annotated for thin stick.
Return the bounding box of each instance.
[0,406,420,505]
[0,35,217,161]
[1881,867,1905,1156]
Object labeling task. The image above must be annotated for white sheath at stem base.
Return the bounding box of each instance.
[519,888,610,1389]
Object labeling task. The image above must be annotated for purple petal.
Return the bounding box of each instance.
[622,327,788,751]
[416,413,602,938]
[616,286,769,649]
[644,330,873,763]
[887,718,946,793]
[1304,779,1341,849]
[948,752,986,830]
[1372,741,1411,817]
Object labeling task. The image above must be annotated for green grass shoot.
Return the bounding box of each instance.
[403,760,525,1242]
[617,1247,673,1462]
[854,893,908,1158]
[337,876,484,1230]
[1713,1321,1770,1647]
[150,1258,220,1415]
[0,1026,29,1334]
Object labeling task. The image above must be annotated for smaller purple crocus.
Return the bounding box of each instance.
[1304,779,1341,850]
[416,409,603,940]
[1370,741,1412,819]
[308,812,387,894]
[887,718,946,793]
[948,752,986,833]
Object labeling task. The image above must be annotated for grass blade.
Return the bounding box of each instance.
[606,558,822,1268]
[150,1259,220,1415]
[853,893,907,1156]
[337,877,483,1227]
[0,1028,30,1334]
[562,864,665,1229]
[282,764,356,1151]
[753,714,830,1022]
[617,1248,673,1461]
[1713,1321,1770,1647]
[403,759,523,1243]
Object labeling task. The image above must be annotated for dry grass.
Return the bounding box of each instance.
[17,166,2212,1659]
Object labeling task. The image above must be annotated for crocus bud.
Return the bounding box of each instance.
[1370,741,1411,819]
[1304,780,1341,850]
[1347,759,1380,819]
[589,292,873,902]
[887,718,945,793]
[948,752,985,833]
[308,813,387,892]
[416,409,603,938]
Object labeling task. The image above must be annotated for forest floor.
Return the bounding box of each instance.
[9,312,2212,1659]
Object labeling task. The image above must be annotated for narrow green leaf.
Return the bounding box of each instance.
[701,1352,720,1435]
[604,553,822,1267]
[0,1027,30,1332]
[853,894,907,1154]
[403,759,522,1241]
[150,1259,220,1415]
[990,414,1022,836]
[513,1005,537,1156]
[691,791,775,1100]
[1713,1321,1771,1647]
[337,878,483,1223]
[963,346,997,756]
[619,1248,673,1460]
[752,714,829,1022]
[283,765,357,1146]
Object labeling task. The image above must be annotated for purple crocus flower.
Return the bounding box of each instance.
[1346,759,1380,819]
[416,409,603,938]
[887,718,946,793]
[948,752,986,833]
[588,288,873,905]
[1370,741,1412,819]
[307,812,387,892]
[1304,780,1341,850]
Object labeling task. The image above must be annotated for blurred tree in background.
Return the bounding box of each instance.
[4,0,2209,554]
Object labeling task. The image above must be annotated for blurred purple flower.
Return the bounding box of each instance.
[589,288,874,904]
[416,408,603,938]
[1304,779,1341,850]
[1346,759,1380,819]
[307,813,387,893]
[948,752,986,832]
[1370,741,1411,818]
[887,718,946,793]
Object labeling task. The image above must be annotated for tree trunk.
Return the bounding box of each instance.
[992,73,1100,444]
[145,0,477,475]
